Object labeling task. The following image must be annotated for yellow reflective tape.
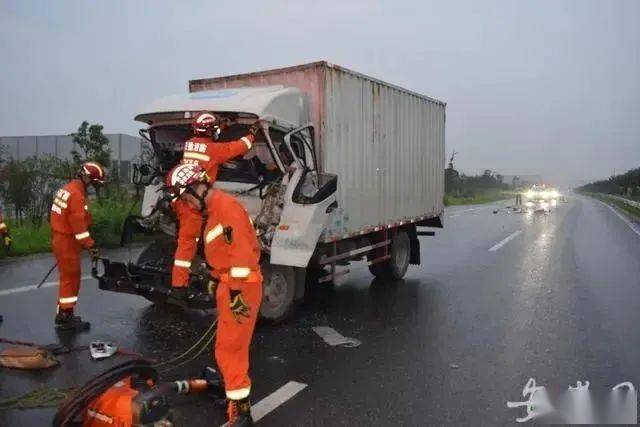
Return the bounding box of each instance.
[59,296,78,304]
[241,136,252,150]
[226,387,250,400]
[174,259,192,268]
[54,198,68,209]
[205,224,224,244]
[183,152,211,162]
[230,267,251,279]
[75,231,91,240]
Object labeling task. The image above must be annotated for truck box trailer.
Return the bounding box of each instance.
[97,61,445,320]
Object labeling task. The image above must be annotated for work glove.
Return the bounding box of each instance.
[229,290,250,323]
[3,234,12,250]
[88,246,100,262]
[207,278,219,296]
[248,120,265,137]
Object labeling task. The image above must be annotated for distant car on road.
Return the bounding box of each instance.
[524,185,561,212]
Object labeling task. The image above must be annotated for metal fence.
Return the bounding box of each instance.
[0,133,144,183]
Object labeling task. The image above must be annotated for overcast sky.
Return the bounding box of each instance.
[1,0,638,184]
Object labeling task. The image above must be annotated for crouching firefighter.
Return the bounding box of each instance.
[167,163,261,427]
[50,162,105,331]
[170,112,260,300]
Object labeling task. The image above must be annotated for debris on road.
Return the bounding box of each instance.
[312,326,361,348]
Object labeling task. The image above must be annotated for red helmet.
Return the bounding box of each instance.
[165,163,208,200]
[79,162,106,184]
[192,112,219,137]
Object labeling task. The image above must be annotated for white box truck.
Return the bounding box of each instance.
[97,61,445,320]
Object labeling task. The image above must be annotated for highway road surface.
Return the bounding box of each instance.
[1,194,639,425]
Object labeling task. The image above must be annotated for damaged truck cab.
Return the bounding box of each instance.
[97,62,445,321]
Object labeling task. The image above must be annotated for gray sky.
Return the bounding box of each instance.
[1,0,638,184]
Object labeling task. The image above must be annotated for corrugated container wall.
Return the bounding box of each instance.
[323,67,445,234]
[190,62,445,235]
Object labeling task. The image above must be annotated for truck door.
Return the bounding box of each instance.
[270,125,337,267]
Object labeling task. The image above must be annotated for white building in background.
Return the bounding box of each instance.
[0,134,144,182]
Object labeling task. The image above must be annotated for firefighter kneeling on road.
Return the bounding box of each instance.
[167,163,261,427]
[50,162,105,331]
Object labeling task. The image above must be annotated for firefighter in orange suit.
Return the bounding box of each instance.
[0,208,11,250]
[170,112,260,298]
[0,207,10,323]
[167,163,261,427]
[50,162,105,331]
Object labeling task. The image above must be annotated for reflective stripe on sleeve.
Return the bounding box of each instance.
[75,231,91,240]
[53,198,68,209]
[226,387,250,400]
[183,152,211,162]
[205,224,224,244]
[241,136,253,150]
[84,205,89,211]
[51,205,62,215]
[174,259,192,268]
[230,267,251,279]
[59,296,78,304]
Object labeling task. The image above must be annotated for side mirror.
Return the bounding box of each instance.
[133,164,157,186]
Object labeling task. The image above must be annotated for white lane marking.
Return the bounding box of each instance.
[0,275,93,297]
[250,381,308,423]
[598,200,640,238]
[312,326,361,347]
[489,230,523,252]
[448,203,509,218]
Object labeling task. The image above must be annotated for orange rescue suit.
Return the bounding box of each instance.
[203,189,262,401]
[50,179,94,310]
[171,134,254,287]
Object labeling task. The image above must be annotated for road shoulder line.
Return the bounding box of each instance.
[251,381,308,423]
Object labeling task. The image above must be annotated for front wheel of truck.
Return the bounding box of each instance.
[368,229,411,281]
[259,262,298,322]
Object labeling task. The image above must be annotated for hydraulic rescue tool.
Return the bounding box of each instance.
[53,359,224,427]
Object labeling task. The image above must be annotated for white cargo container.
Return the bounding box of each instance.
[189,61,446,240]
[99,61,445,321]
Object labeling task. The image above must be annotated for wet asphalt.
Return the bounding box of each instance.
[1,194,639,426]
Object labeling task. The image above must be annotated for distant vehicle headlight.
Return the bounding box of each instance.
[550,190,559,198]
[541,191,549,198]
[526,191,534,198]
[526,201,534,207]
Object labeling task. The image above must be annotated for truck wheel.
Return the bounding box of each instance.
[368,230,410,280]
[259,262,297,322]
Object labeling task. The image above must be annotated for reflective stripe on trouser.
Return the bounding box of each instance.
[52,232,82,310]
[214,272,263,399]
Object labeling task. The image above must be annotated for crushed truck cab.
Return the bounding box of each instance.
[97,61,446,320]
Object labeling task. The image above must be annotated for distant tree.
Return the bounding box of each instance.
[71,121,111,170]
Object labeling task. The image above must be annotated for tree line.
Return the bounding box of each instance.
[576,167,640,197]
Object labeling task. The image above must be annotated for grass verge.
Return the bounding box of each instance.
[0,196,141,259]
[444,191,513,206]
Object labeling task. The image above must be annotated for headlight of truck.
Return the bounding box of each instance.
[550,190,559,198]
[526,191,534,198]
[541,191,549,199]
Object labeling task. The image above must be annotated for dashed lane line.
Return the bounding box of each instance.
[488,230,523,252]
[0,275,93,297]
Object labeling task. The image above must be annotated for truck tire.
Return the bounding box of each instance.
[368,230,410,281]
[259,262,297,322]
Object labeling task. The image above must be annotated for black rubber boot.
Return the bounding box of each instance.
[55,309,90,332]
[226,397,253,427]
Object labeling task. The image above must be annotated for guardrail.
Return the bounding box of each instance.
[601,194,640,209]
